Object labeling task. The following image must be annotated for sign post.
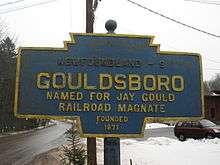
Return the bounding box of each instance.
[14,21,204,164]
[104,20,121,165]
[104,137,120,165]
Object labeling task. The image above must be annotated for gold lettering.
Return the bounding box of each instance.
[172,75,184,92]
[47,91,53,100]
[66,103,73,111]
[96,116,128,123]
[117,103,166,113]
[134,104,139,112]
[60,92,69,100]
[53,92,60,100]
[115,74,126,90]
[105,104,111,111]
[59,102,65,111]
[52,72,66,89]
[99,73,112,90]
[143,75,156,91]
[168,93,175,102]
[91,103,97,111]
[69,92,83,100]
[117,104,126,112]
[97,103,104,111]
[160,104,165,112]
[148,105,154,112]
[127,104,134,112]
[83,103,90,111]
[158,75,170,91]
[37,72,50,89]
[68,73,82,89]
[36,72,185,92]
[84,73,96,90]
[128,74,141,91]
[103,92,110,101]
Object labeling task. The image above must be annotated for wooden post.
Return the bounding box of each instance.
[86,0,94,33]
[87,138,97,165]
[86,1,97,165]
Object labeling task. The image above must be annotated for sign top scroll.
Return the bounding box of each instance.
[14,33,204,138]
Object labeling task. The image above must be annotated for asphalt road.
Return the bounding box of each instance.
[0,122,71,165]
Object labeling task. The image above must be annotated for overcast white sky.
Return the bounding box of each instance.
[0,0,220,80]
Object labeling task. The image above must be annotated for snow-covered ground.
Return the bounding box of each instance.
[145,123,172,129]
[119,137,220,165]
[96,123,220,165]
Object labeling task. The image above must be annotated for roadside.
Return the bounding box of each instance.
[28,123,171,165]
[28,147,63,165]
[0,120,57,138]
[34,129,220,165]
[0,121,71,165]
[29,141,87,165]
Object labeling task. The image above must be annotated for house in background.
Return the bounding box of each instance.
[204,91,220,124]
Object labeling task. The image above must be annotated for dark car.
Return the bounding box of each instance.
[174,119,220,141]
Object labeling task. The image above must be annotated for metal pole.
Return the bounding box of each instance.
[104,138,121,165]
[86,1,97,165]
[104,20,121,165]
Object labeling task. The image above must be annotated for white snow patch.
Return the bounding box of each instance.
[145,123,171,129]
[145,137,179,145]
[97,137,220,165]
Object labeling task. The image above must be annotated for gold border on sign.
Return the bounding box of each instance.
[14,33,204,138]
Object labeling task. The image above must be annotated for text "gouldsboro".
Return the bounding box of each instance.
[36,72,184,92]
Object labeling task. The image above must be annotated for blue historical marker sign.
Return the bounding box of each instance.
[14,33,204,137]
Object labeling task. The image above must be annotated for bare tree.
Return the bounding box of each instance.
[209,73,220,92]
[204,81,211,95]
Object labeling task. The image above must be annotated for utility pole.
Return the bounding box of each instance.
[86,0,97,165]
[86,0,94,33]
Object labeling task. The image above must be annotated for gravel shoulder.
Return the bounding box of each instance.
[28,147,63,165]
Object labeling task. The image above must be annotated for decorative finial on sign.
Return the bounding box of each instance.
[105,20,117,34]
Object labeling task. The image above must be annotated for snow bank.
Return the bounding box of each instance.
[97,137,220,165]
[145,123,171,129]
[121,137,220,165]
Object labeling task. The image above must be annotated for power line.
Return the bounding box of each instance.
[0,0,26,7]
[96,15,220,73]
[125,0,220,38]
[0,0,58,14]
[185,0,220,6]
[3,2,219,67]
[97,15,220,64]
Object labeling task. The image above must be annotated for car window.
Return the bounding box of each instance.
[182,122,192,127]
[177,122,182,126]
[200,119,216,127]
[191,122,200,128]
